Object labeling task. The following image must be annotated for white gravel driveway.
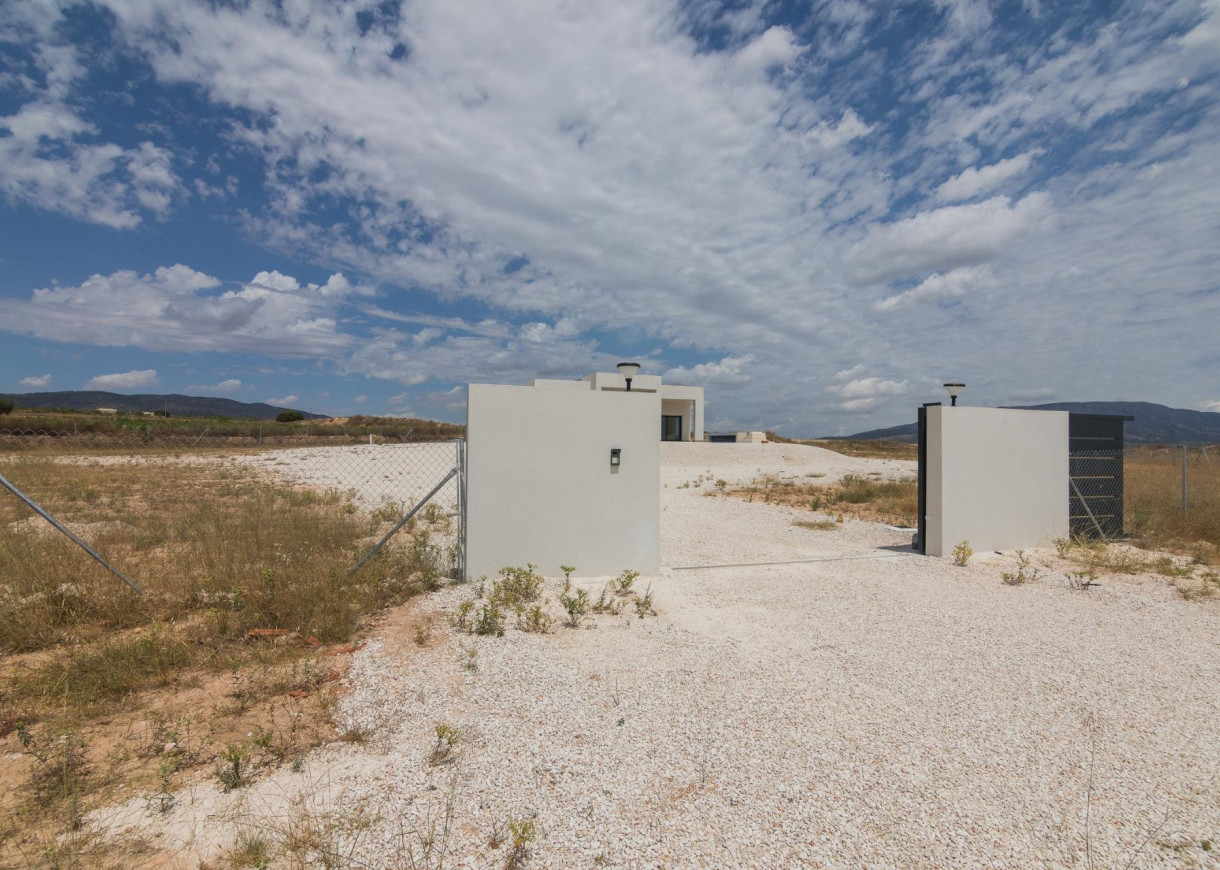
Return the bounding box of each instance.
[97,443,1220,868]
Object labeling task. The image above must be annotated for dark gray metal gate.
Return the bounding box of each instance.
[915,402,939,554]
[1068,414,1132,540]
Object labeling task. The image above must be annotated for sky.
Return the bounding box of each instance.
[1,0,1218,435]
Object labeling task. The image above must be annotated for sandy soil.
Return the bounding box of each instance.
[91,442,1220,869]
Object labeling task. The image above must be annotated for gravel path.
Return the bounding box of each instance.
[95,443,1220,868]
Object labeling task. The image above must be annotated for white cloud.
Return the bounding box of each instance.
[86,369,160,390]
[935,150,1043,202]
[875,265,997,312]
[19,374,52,388]
[0,3,183,231]
[836,377,908,400]
[663,355,754,386]
[806,109,874,149]
[851,194,1053,285]
[0,265,353,357]
[1201,400,1220,413]
[188,378,243,395]
[266,394,299,405]
[353,394,368,404]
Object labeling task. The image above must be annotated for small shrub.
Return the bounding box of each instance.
[226,828,272,868]
[454,599,475,631]
[507,815,538,868]
[16,723,90,809]
[518,604,553,633]
[276,410,305,423]
[0,398,14,415]
[591,586,620,615]
[215,741,253,791]
[1151,556,1192,578]
[951,540,973,567]
[474,603,505,637]
[413,618,433,645]
[559,565,575,583]
[634,586,656,619]
[492,565,544,612]
[1001,551,1041,586]
[458,642,479,673]
[371,501,405,524]
[714,479,727,491]
[612,569,639,597]
[559,587,590,627]
[1053,537,1073,558]
[430,723,461,765]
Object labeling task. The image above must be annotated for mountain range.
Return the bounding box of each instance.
[0,391,326,420]
[836,402,1220,444]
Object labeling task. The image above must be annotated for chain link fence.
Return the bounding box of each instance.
[0,431,465,652]
[1124,445,1219,550]
[1071,445,1219,551]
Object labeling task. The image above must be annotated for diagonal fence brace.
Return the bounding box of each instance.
[0,470,145,596]
[347,466,458,578]
[1069,475,1108,541]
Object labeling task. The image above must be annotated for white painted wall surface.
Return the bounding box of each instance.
[466,383,660,579]
[925,406,1069,557]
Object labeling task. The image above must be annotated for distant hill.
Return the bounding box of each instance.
[831,401,1220,445]
[0,391,326,420]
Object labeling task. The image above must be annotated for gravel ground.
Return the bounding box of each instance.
[94,442,1220,868]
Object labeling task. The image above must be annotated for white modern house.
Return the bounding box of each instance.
[464,364,703,579]
[529,366,705,442]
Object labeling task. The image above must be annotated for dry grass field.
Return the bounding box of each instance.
[0,450,450,868]
[722,472,919,527]
[1125,446,1220,560]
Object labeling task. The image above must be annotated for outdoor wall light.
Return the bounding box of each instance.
[943,383,965,406]
[617,361,641,391]
[610,448,621,467]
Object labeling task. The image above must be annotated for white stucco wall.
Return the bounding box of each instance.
[465,383,660,579]
[926,406,1069,557]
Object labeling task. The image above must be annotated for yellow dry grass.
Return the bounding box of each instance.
[0,452,450,867]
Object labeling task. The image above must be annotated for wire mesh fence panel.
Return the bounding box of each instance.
[0,433,464,654]
[1125,445,1220,551]
[1069,449,1125,539]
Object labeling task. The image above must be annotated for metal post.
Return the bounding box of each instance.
[347,467,458,577]
[0,472,144,595]
[1182,446,1188,525]
[456,438,467,582]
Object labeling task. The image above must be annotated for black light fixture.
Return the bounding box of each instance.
[943,383,965,406]
[617,361,641,391]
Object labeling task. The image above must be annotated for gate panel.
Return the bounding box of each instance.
[1068,414,1131,539]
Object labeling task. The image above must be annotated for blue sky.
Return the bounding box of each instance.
[1,0,1218,434]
